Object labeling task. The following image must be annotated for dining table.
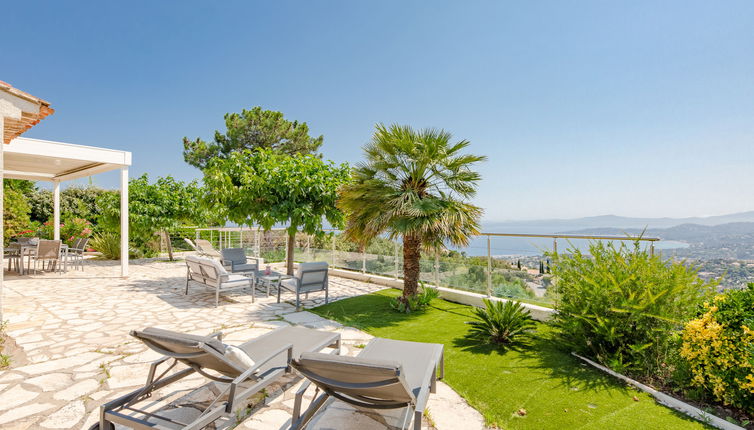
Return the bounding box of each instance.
[7,242,70,275]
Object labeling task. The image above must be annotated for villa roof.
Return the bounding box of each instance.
[0,80,54,144]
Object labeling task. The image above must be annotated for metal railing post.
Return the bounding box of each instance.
[394,241,400,279]
[255,227,260,258]
[331,234,336,266]
[650,242,655,257]
[553,238,558,256]
[361,248,366,273]
[434,252,440,287]
[486,235,492,297]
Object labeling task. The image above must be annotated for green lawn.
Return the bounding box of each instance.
[311,289,709,430]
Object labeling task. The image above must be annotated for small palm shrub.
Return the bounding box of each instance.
[89,232,121,259]
[391,283,439,313]
[680,284,754,414]
[465,299,535,346]
[551,241,716,380]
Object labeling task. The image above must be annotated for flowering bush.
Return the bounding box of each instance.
[680,284,754,414]
[15,221,41,238]
[39,218,93,246]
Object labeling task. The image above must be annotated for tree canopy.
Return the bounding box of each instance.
[202,148,350,274]
[183,107,323,170]
[97,174,219,258]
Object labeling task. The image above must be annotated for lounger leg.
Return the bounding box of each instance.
[431,366,437,394]
[413,409,422,430]
[292,391,329,430]
[215,288,220,307]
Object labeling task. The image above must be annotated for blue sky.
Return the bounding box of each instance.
[3,1,753,221]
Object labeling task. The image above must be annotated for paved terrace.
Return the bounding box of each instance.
[0,259,484,430]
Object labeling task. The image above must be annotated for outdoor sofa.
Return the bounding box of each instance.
[185,255,254,306]
[94,326,341,430]
[290,337,444,430]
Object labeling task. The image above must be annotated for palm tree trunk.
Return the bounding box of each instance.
[402,234,421,300]
[286,230,295,276]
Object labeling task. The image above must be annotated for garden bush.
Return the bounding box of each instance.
[550,241,716,381]
[390,283,439,313]
[680,284,754,414]
[89,232,122,259]
[39,218,93,245]
[3,184,31,245]
[465,299,534,347]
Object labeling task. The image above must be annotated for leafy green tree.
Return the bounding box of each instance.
[98,175,217,259]
[3,180,32,245]
[202,148,350,274]
[183,107,323,170]
[27,185,112,224]
[338,124,485,303]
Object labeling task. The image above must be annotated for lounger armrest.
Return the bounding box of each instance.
[207,331,223,341]
[226,343,294,412]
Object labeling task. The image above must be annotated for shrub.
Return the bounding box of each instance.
[465,299,534,347]
[680,284,754,414]
[40,217,93,245]
[89,232,121,260]
[550,241,716,380]
[391,283,439,313]
[3,185,31,245]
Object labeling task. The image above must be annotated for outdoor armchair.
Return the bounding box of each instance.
[278,262,329,310]
[185,255,254,306]
[95,326,341,430]
[290,337,444,430]
[220,247,260,274]
[68,237,89,271]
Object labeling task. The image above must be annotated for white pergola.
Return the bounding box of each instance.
[0,81,131,321]
[5,136,132,277]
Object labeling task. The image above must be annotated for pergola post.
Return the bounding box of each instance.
[120,167,129,277]
[53,180,61,240]
[0,117,4,321]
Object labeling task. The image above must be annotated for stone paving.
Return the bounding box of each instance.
[0,258,485,430]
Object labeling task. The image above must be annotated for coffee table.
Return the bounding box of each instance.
[254,270,293,298]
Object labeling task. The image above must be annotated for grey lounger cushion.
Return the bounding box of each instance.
[237,326,340,375]
[359,338,442,401]
[296,352,414,404]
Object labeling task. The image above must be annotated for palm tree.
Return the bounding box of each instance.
[338,124,486,302]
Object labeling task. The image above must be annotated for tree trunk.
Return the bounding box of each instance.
[402,234,421,300]
[163,230,174,261]
[286,230,295,276]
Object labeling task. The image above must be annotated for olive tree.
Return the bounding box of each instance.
[202,148,350,275]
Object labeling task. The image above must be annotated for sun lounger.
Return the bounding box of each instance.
[290,337,444,430]
[195,238,221,258]
[96,326,341,430]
